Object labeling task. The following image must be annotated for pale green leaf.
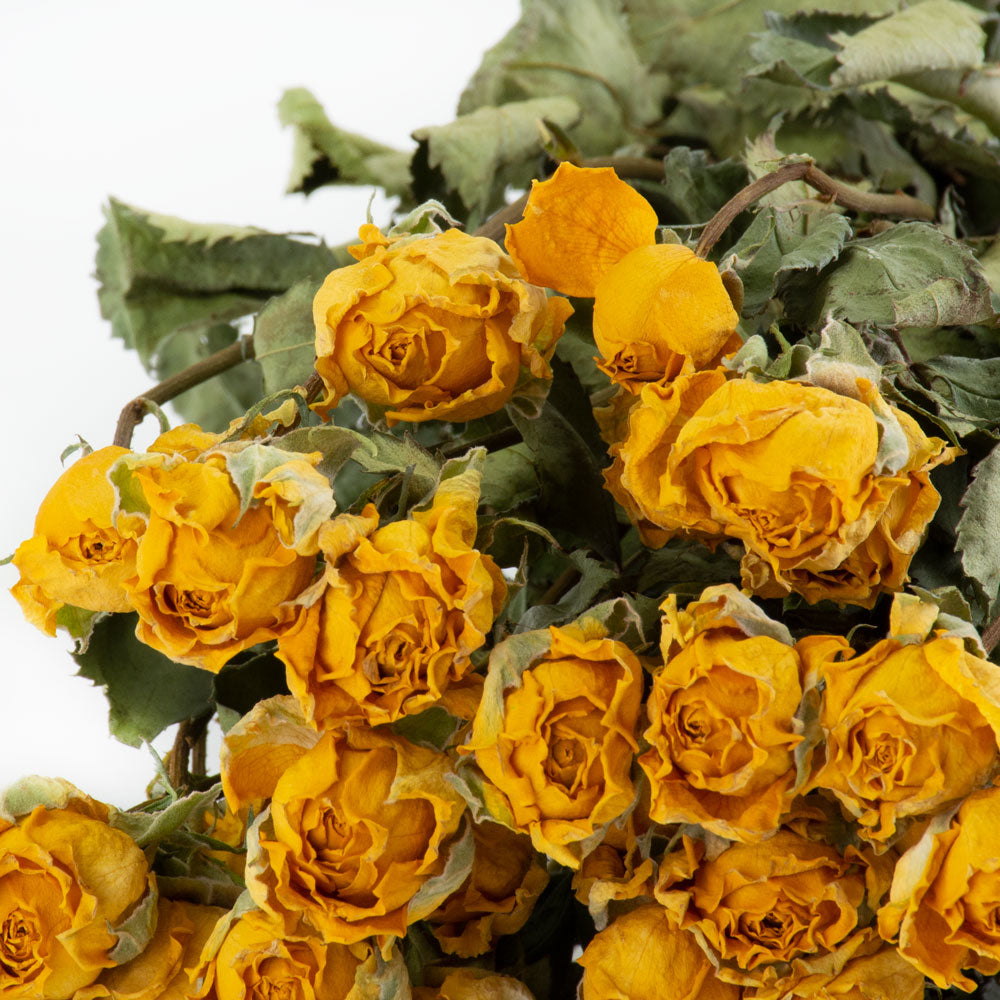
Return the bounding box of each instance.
[957,443,1000,604]
[460,0,669,155]
[278,87,413,199]
[480,443,539,511]
[0,777,91,823]
[830,0,986,88]
[723,207,853,316]
[808,223,995,328]
[253,279,321,394]
[111,784,223,849]
[72,613,215,748]
[515,550,617,633]
[413,96,580,220]
[107,879,158,964]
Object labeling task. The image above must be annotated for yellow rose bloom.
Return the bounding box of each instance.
[800,632,1000,847]
[312,223,572,424]
[123,452,321,672]
[11,446,139,635]
[190,907,372,1000]
[578,903,740,1000]
[656,830,881,992]
[246,725,468,944]
[877,785,1000,990]
[0,799,151,998]
[425,820,549,958]
[76,899,224,1000]
[414,969,538,1000]
[615,375,952,606]
[506,162,740,392]
[463,622,643,869]
[277,467,506,728]
[639,599,803,841]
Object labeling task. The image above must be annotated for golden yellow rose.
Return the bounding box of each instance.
[506,162,740,392]
[615,375,951,606]
[462,621,643,869]
[0,798,151,998]
[655,830,879,991]
[877,785,1000,989]
[11,446,139,635]
[425,820,549,958]
[742,938,925,1000]
[190,906,373,1000]
[76,898,224,1000]
[312,223,571,424]
[245,725,469,944]
[639,590,803,841]
[799,631,1000,847]
[578,903,740,1000]
[277,467,506,727]
[121,449,325,672]
[571,790,655,923]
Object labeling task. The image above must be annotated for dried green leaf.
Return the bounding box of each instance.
[957,443,1000,604]
[278,87,413,199]
[72,613,215,748]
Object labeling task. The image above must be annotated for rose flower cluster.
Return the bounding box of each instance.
[7,163,999,999]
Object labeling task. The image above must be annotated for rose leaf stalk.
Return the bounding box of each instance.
[694,159,936,258]
[113,334,256,447]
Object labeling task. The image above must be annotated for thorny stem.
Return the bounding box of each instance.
[114,336,256,448]
[695,160,936,258]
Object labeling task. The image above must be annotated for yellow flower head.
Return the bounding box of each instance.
[506,162,740,391]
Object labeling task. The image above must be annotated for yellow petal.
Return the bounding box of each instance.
[593,244,739,380]
[505,163,658,297]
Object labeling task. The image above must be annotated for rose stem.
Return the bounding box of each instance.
[695,161,936,258]
[113,335,256,448]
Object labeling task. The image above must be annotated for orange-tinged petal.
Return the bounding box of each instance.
[505,162,658,297]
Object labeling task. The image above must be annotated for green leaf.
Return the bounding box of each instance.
[107,879,158,964]
[723,207,853,317]
[579,594,662,649]
[480,443,540,511]
[253,279,321,394]
[829,0,986,88]
[0,777,92,822]
[214,651,289,718]
[515,550,617,633]
[111,783,224,849]
[507,360,620,563]
[96,199,337,416]
[391,706,464,752]
[460,0,670,155]
[805,223,995,328]
[412,96,580,221]
[278,87,413,199]
[659,147,749,225]
[915,356,1000,427]
[156,324,264,432]
[72,613,215,748]
[54,605,103,647]
[957,443,1000,604]
[637,538,741,597]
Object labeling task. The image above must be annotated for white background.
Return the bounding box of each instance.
[0,0,521,806]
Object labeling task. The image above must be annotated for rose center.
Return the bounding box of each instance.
[67,528,125,565]
[0,908,42,980]
[161,584,224,626]
[254,977,299,1000]
[677,703,712,744]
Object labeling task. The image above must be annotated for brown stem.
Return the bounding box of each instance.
[114,335,256,448]
[983,614,1000,656]
[165,712,213,791]
[439,424,522,459]
[695,161,936,258]
[474,156,666,244]
[302,371,325,405]
[538,566,580,606]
